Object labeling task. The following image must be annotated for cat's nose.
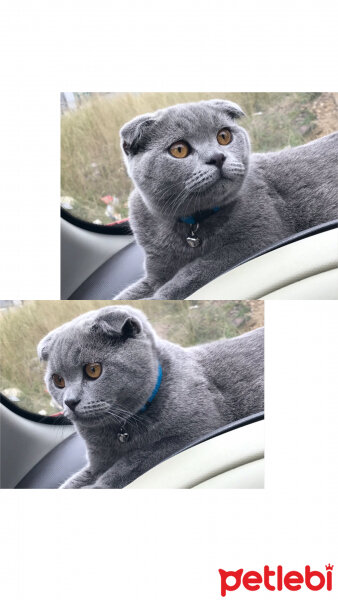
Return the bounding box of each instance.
[206,153,226,169]
[64,398,81,412]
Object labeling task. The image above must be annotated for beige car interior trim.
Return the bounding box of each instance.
[262,268,338,299]
[188,229,338,300]
[193,458,264,488]
[127,420,264,489]
[61,218,132,298]
[0,405,74,489]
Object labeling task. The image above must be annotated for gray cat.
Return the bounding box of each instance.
[37,305,264,488]
[114,99,338,299]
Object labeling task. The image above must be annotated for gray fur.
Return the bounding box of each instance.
[38,305,264,488]
[115,99,338,299]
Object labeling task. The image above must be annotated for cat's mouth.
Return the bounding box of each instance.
[177,173,243,217]
[187,168,242,195]
[186,174,234,201]
[64,409,104,424]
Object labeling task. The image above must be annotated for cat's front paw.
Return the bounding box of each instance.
[113,291,129,300]
[81,484,102,489]
[59,468,94,489]
[152,289,180,300]
[60,479,80,489]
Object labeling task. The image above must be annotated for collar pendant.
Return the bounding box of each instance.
[186,223,201,248]
[117,428,130,443]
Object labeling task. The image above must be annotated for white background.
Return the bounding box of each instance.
[1,1,338,598]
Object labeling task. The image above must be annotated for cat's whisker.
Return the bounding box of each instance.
[162,186,189,217]
[155,180,187,206]
[103,407,148,435]
[111,406,149,428]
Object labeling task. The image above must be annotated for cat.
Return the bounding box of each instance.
[114,99,338,299]
[37,305,264,488]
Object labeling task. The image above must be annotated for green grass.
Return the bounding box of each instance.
[0,300,263,415]
[61,91,321,224]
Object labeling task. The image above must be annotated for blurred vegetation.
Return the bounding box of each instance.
[0,300,263,415]
[61,91,322,224]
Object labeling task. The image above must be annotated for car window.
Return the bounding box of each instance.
[0,300,263,417]
[61,91,336,226]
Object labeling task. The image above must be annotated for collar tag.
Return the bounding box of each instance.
[186,223,201,247]
[179,207,220,247]
[117,430,129,443]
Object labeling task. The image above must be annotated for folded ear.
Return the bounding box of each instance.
[37,333,54,361]
[120,114,157,156]
[205,99,245,120]
[91,307,142,338]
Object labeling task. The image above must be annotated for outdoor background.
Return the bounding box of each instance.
[61,91,338,224]
[0,300,263,415]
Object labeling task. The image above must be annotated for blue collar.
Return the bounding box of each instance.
[179,206,220,225]
[139,363,163,413]
[117,363,163,443]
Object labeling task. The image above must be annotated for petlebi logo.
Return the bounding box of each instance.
[218,564,334,595]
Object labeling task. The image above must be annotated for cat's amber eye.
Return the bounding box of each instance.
[84,363,102,380]
[169,141,189,158]
[217,128,232,146]
[52,374,65,388]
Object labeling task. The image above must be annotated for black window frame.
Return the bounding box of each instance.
[0,392,71,425]
[61,207,132,235]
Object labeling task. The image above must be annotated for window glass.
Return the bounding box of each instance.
[61,92,337,225]
[0,300,264,416]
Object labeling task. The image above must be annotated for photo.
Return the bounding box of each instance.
[2,7,338,600]
[61,92,338,301]
[0,299,264,489]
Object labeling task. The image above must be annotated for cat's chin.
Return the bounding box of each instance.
[176,182,240,217]
[67,412,116,428]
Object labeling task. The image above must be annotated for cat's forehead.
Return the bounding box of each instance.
[47,327,89,367]
[47,322,110,371]
[156,102,231,137]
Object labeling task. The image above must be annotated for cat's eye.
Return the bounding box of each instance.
[169,141,190,158]
[84,363,102,380]
[52,374,65,388]
[217,128,232,146]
